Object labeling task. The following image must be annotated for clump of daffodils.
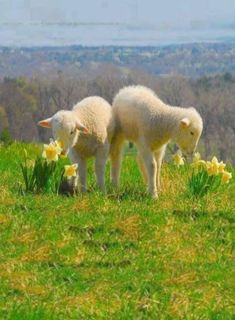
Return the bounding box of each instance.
[206,157,227,177]
[192,153,232,183]
[20,139,78,194]
[189,152,232,197]
[172,150,232,198]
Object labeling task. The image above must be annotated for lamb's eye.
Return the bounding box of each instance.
[190,131,194,136]
[70,130,74,135]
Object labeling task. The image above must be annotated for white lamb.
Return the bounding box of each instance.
[111,85,203,198]
[38,96,115,193]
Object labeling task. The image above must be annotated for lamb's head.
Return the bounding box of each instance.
[38,110,88,155]
[174,108,203,156]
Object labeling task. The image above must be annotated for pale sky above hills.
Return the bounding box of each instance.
[0,0,235,46]
[1,0,235,27]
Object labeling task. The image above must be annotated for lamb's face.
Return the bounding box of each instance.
[51,111,78,155]
[175,112,203,156]
[38,110,88,156]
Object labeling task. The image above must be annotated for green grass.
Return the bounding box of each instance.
[0,142,234,319]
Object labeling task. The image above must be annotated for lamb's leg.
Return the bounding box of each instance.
[69,149,87,193]
[95,145,109,193]
[77,157,87,193]
[110,134,124,188]
[154,145,166,191]
[138,143,158,198]
[137,153,148,185]
[154,151,162,192]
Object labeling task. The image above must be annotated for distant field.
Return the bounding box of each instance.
[0,143,234,319]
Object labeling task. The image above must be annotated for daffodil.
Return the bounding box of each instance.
[64,164,78,179]
[42,141,62,162]
[172,151,184,167]
[192,152,206,169]
[49,139,64,151]
[206,156,220,176]
[193,152,201,162]
[221,171,232,184]
[54,139,67,158]
[54,139,64,150]
[218,161,226,173]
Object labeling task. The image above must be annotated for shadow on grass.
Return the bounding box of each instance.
[78,259,132,269]
[68,225,105,236]
[172,209,207,221]
[107,187,150,202]
[172,208,235,224]
[82,239,138,251]
[213,210,235,223]
[43,258,132,270]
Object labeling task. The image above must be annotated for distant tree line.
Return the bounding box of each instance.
[0,66,234,164]
[1,44,235,79]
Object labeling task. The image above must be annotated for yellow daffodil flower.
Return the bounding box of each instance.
[64,164,78,178]
[193,152,201,162]
[218,161,226,173]
[55,139,64,150]
[54,139,67,158]
[211,156,219,165]
[42,140,62,162]
[193,159,206,168]
[192,152,206,169]
[221,171,232,184]
[172,151,184,167]
[206,156,220,176]
[49,139,64,151]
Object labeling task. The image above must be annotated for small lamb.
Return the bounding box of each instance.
[38,96,114,193]
[111,85,203,198]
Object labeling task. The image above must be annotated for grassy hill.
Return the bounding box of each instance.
[0,143,234,319]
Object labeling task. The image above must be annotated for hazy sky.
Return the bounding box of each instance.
[1,0,235,46]
[1,0,235,26]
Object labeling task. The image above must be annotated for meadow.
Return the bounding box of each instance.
[0,142,234,319]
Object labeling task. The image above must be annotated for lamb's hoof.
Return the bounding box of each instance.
[98,185,106,194]
[152,192,159,199]
[111,179,120,189]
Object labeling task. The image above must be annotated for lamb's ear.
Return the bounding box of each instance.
[75,120,89,134]
[180,118,190,129]
[38,118,52,128]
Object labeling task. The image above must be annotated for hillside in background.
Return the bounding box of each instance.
[0,43,235,79]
